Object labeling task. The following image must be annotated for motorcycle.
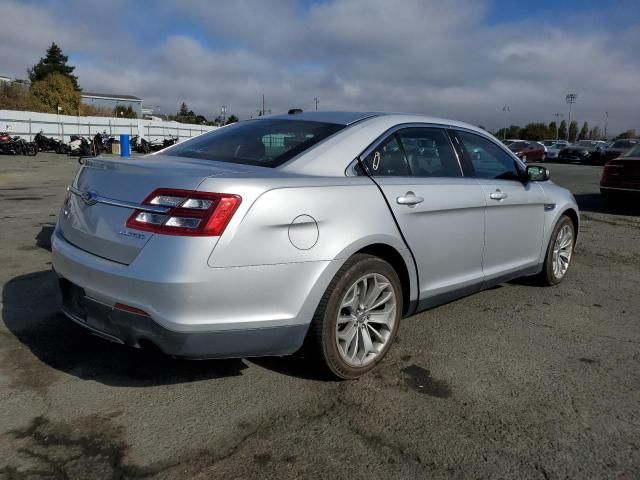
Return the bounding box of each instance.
[93,131,117,154]
[68,136,97,157]
[0,134,38,156]
[34,131,67,153]
[137,136,177,153]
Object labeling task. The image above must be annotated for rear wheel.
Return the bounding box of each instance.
[26,143,38,156]
[538,216,575,285]
[307,254,402,379]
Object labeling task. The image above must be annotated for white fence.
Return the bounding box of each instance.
[0,110,218,144]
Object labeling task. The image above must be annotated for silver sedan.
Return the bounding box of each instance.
[52,111,579,379]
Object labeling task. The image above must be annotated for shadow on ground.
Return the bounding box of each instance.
[573,193,640,216]
[1,270,248,387]
[35,224,55,252]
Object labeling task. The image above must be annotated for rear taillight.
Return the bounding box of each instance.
[126,188,241,236]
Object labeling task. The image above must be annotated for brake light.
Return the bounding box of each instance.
[126,188,241,236]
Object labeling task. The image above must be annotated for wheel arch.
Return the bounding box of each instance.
[561,207,580,244]
[353,243,415,317]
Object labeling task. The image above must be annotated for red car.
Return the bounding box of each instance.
[508,141,546,163]
[600,143,640,201]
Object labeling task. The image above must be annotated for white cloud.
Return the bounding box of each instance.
[1,0,638,133]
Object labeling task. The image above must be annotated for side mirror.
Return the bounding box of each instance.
[527,165,549,182]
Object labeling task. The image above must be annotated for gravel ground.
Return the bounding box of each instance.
[1,153,639,479]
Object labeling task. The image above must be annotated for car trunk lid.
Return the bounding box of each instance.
[58,155,262,264]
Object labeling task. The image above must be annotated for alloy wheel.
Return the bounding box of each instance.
[552,224,573,279]
[335,273,396,367]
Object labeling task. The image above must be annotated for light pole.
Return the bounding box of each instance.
[502,105,510,140]
[603,111,609,140]
[221,105,227,124]
[553,113,563,139]
[565,93,577,141]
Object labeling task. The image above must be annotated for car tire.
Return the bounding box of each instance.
[538,216,575,286]
[306,253,403,379]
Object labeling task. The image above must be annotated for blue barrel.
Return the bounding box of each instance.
[120,134,131,158]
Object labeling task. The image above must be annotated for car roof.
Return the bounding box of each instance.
[267,111,382,125]
[279,112,502,176]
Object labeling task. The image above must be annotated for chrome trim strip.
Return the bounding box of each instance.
[600,186,640,192]
[68,185,170,213]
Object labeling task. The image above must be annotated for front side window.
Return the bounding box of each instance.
[361,136,410,176]
[456,131,521,180]
[166,119,344,167]
[396,128,461,177]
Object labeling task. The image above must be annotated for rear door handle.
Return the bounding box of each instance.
[489,190,508,201]
[396,192,424,206]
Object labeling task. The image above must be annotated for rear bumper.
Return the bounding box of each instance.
[52,226,342,357]
[58,279,307,358]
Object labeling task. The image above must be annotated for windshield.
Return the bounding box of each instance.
[623,143,640,157]
[611,140,638,149]
[576,140,596,147]
[542,140,556,146]
[166,119,345,167]
[508,141,529,150]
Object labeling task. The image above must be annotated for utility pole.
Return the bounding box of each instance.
[262,94,265,117]
[501,105,510,140]
[553,113,563,139]
[314,97,319,111]
[603,111,609,140]
[565,93,577,141]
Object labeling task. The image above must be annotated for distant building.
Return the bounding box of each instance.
[80,91,143,117]
[0,75,12,83]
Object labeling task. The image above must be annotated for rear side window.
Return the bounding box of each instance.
[397,128,461,177]
[456,131,521,180]
[362,136,410,176]
[166,119,344,167]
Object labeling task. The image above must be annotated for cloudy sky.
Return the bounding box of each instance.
[1,0,639,133]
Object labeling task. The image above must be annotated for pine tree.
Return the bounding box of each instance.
[558,120,568,140]
[568,121,578,142]
[578,122,589,141]
[28,42,79,90]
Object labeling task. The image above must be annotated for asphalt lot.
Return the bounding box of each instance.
[1,153,639,479]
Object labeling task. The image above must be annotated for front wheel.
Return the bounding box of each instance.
[307,254,402,379]
[539,216,575,285]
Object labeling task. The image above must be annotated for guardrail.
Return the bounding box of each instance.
[0,110,217,143]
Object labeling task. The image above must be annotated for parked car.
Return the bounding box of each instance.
[508,140,546,162]
[545,141,570,161]
[52,112,579,379]
[600,139,639,165]
[558,140,606,163]
[600,143,640,202]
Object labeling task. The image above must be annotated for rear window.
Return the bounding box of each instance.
[166,119,345,167]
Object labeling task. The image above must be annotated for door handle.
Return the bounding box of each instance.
[396,192,424,206]
[489,190,508,201]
